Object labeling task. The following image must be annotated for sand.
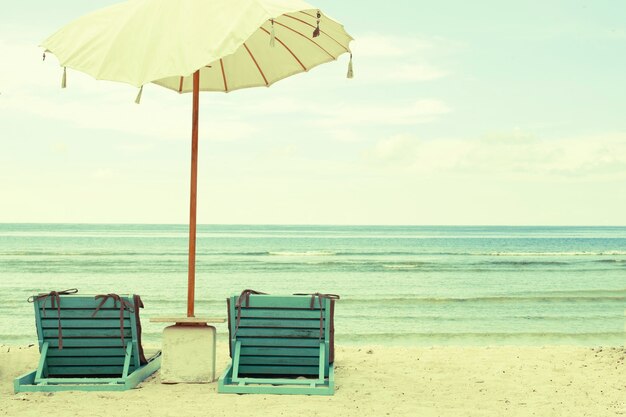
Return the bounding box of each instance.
[1,344,625,417]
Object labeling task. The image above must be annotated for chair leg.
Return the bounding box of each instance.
[317,342,325,384]
[34,342,49,383]
[122,342,133,378]
[231,341,242,383]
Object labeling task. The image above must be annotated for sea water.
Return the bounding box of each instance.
[0,224,624,346]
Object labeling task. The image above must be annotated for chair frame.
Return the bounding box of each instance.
[14,294,161,392]
[218,294,335,395]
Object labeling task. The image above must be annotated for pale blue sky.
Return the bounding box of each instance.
[1,1,625,225]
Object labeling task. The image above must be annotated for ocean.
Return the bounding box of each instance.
[0,224,624,346]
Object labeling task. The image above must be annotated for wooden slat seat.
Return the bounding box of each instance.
[218,292,338,395]
[14,293,161,392]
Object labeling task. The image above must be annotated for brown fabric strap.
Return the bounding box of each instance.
[28,289,78,350]
[234,289,266,335]
[293,293,340,340]
[132,295,148,365]
[92,294,135,347]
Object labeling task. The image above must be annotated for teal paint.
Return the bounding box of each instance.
[14,294,161,393]
[218,294,336,395]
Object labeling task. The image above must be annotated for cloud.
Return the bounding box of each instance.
[50,141,68,154]
[0,38,259,142]
[0,38,258,142]
[366,135,420,162]
[350,34,437,58]
[387,64,448,82]
[0,40,52,93]
[318,99,451,127]
[348,34,450,84]
[0,90,258,142]
[211,92,452,128]
[364,130,626,179]
[327,128,361,142]
[0,31,450,149]
[92,168,114,179]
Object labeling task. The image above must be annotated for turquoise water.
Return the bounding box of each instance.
[0,224,625,346]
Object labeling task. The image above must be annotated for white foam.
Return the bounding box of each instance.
[488,251,626,256]
[268,250,337,256]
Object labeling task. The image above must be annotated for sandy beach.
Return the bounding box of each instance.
[1,344,624,416]
[2,0,625,414]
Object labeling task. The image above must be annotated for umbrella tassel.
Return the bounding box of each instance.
[347,53,354,79]
[43,52,46,61]
[313,11,321,38]
[61,67,67,88]
[270,19,276,47]
[135,85,143,104]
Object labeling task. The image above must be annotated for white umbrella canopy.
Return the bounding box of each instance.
[41,0,353,318]
[42,0,354,92]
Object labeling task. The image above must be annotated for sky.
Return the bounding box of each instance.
[1,0,625,225]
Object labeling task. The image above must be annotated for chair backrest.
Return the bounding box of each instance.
[33,294,143,377]
[227,294,336,378]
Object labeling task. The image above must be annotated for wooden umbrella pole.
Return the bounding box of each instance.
[187,70,200,317]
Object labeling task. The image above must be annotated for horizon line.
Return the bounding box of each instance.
[1,222,625,228]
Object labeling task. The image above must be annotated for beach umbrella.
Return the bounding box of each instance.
[41,0,353,317]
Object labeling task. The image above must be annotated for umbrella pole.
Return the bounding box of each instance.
[187,70,200,317]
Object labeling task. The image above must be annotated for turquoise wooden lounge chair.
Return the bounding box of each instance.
[218,290,339,395]
[14,290,161,392]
